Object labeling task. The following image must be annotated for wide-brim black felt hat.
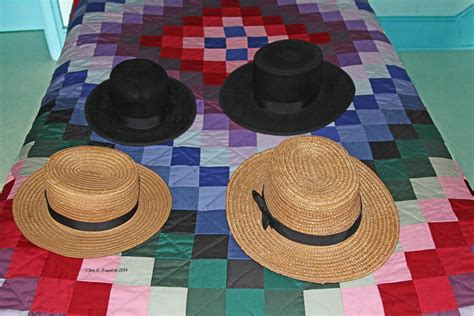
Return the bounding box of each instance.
[219,40,355,135]
[86,58,196,146]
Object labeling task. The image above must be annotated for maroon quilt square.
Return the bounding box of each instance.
[285,24,307,35]
[183,16,203,26]
[288,33,310,41]
[7,247,48,278]
[163,25,183,36]
[222,7,241,17]
[309,32,331,44]
[262,16,283,25]
[378,281,422,316]
[160,47,183,59]
[241,7,260,16]
[140,35,162,47]
[429,222,467,248]
[41,252,83,280]
[243,16,263,26]
[450,199,474,221]
[68,281,112,314]
[31,277,75,313]
[460,221,474,245]
[181,60,204,72]
[161,36,183,48]
[437,246,474,275]
[405,249,446,279]
[203,8,221,16]
[413,276,457,313]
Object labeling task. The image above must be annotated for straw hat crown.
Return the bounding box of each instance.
[44,146,139,223]
[264,136,362,235]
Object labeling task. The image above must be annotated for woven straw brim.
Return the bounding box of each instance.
[226,149,400,283]
[13,165,171,258]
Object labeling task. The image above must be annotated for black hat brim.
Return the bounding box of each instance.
[219,62,355,135]
[85,78,196,146]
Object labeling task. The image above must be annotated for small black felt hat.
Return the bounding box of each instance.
[85,58,196,146]
[219,39,355,135]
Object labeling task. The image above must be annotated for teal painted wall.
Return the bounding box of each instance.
[0,0,44,32]
[370,0,473,16]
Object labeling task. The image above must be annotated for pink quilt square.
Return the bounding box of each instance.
[226,37,248,49]
[268,35,289,43]
[419,198,457,222]
[107,284,150,316]
[244,26,266,36]
[341,285,385,315]
[77,256,121,283]
[8,176,28,199]
[439,176,472,199]
[204,27,225,37]
[6,159,25,182]
[247,48,259,60]
[226,60,247,73]
[183,37,204,49]
[204,49,226,61]
[229,147,258,166]
[223,17,243,26]
[399,223,435,252]
[374,252,412,284]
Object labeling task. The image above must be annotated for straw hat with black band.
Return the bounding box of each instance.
[226,136,399,283]
[219,39,355,135]
[13,146,171,258]
[85,58,196,146]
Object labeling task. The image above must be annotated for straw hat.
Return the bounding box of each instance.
[13,146,171,258]
[226,136,399,283]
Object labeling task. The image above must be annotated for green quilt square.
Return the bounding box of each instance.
[189,259,227,289]
[422,139,451,158]
[396,200,425,225]
[410,177,445,199]
[24,111,49,144]
[151,258,189,287]
[383,178,417,201]
[122,232,160,257]
[395,140,427,158]
[413,124,443,140]
[265,290,305,315]
[28,139,88,158]
[226,289,265,315]
[430,157,461,177]
[156,233,194,259]
[375,159,408,180]
[186,288,226,315]
[403,158,436,178]
[264,268,305,290]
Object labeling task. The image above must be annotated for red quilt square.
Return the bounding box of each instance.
[183,16,203,26]
[241,7,260,16]
[182,48,204,61]
[68,281,112,314]
[265,24,287,36]
[183,26,204,37]
[203,61,226,73]
[221,7,241,17]
[163,25,183,36]
[181,60,204,72]
[450,199,474,221]
[0,210,21,248]
[429,222,467,248]
[262,16,283,25]
[7,247,48,277]
[161,36,183,48]
[204,72,227,85]
[31,277,75,313]
[405,249,446,279]
[41,252,83,280]
[460,221,474,245]
[140,35,162,47]
[203,8,221,17]
[0,179,14,201]
[437,246,474,275]
[203,16,223,27]
[242,16,263,26]
[285,24,307,35]
[309,32,331,44]
[378,281,422,315]
[413,276,457,313]
[16,235,38,248]
[160,47,182,59]
[288,33,310,41]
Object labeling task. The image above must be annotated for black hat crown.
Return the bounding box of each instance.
[109,59,170,129]
[253,40,323,114]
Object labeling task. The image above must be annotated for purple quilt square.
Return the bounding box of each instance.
[342,141,373,160]
[277,0,296,5]
[311,126,341,142]
[0,277,38,311]
[449,273,474,307]
[144,5,164,15]
[399,95,425,110]
[101,22,122,34]
[229,130,257,147]
[321,11,343,22]
[94,44,118,56]
[375,94,403,109]
[198,187,226,211]
[124,13,143,24]
[298,3,319,14]
[394,79,418,96]
[77,34,99,46]
[335,110,361,125]
[364,125,394,142]
[203,114,229,130]
[354,40,378,52]
[370,30,390,43]
[337,125,367,142]
[171,187,199,210]
[164,0,183,7]
[228,235,250,260]
[345,20,367,31]
[337,52,362,67]
[169,165,200,187]
[195,210,229,234]
[0,248,13,278]
[382,109,411,124]
[357,109,387,125]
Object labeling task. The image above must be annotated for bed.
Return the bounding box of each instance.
[0,0,473,314]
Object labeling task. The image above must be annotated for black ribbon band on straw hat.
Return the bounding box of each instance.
[252,188,362,246]
[45,193,138,232]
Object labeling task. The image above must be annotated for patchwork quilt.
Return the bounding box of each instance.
[0,0,473,314]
